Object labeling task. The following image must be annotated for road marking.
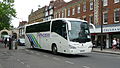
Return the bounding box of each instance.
[65,61,74,64]
[53,57,60,60]
[82,66,90,68]
[21,62,25,64]
[43,55,48,57]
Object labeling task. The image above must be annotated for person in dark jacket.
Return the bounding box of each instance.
[8,37,12,50]
[4,38,7,48]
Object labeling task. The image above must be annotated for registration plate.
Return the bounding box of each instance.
[80,50,85,52]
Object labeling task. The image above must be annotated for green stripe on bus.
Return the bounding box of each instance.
[31,34,42,48]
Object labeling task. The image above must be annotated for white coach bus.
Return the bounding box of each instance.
[25,18,93,54]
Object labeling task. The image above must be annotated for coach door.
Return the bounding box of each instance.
[51,20,68,53]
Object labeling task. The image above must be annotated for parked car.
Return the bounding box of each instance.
[17,38,25,46]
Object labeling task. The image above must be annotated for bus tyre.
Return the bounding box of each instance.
[52,45,57,54]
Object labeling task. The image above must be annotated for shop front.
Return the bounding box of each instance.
[90,24,120,49]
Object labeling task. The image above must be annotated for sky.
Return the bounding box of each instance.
[10,0,71,28]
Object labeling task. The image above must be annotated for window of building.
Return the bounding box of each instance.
[72,8,75,15]
[59,12,61,18]
[103,12,108,24]
[89,15,94,24]
[55,13,58,18]
[64,9,66,18]
[50,9,53,15]
[103,0,108,6]
[114,8,120,23]
[45,12,48,16]
[49,6,52,9]
[54,13,57,18]
[90,1,93,10]
[68,8,70,16]
[45,7,48,11]
[83,3,86,12]
[62,10,64,18]
[114,0,120,3]
[77,6,80,13]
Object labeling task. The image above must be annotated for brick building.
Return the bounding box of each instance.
[54,0,120,48]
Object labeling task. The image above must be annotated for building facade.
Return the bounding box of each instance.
[28,0,66,23]
[54,0,120,48]
[44,1,54,20]
[28,6,46,24]
[18,21,27,38]
[27,0,120,48]
[0,28,19,41]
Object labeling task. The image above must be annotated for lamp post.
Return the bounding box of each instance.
[100,0,103,51]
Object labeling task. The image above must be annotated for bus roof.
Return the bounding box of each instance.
[25,18,87,27]
[52,18,87,22]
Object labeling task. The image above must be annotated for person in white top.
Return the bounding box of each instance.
[112,38,117,51]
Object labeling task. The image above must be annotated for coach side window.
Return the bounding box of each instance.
[51,20,67,39]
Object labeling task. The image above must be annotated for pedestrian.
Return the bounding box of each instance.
[4,38,7,48]
[8,37,13,50]
[116,38,120,50]
[103,39,106,49]
[112,38,117,51]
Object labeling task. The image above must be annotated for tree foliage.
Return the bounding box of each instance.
[0,0,16,30]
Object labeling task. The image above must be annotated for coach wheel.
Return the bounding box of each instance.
[52,45,57,54]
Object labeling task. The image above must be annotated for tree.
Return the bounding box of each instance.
[0,0,16,30]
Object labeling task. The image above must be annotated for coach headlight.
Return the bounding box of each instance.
[88,45,93,48]
[69,45,76,49]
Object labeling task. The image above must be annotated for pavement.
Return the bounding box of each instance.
[92,48,120,55]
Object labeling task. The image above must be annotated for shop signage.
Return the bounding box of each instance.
[103,27,120,32]
[90,26,120,33]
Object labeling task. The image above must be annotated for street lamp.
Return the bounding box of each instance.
[100,0,103,51]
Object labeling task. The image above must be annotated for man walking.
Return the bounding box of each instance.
[8,37,12,50]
